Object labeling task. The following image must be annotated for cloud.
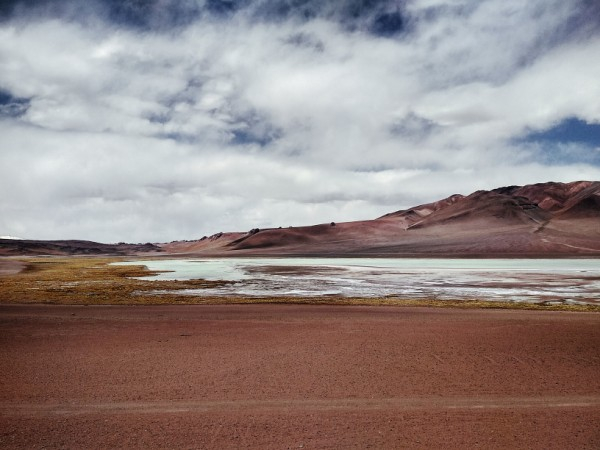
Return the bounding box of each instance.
[0,88,29,117]
[1,0,600,242]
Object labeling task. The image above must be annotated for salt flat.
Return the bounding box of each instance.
[118,257,600,304]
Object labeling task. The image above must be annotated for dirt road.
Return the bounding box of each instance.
[1,304,599,448]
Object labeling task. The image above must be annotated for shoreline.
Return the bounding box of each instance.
[3,297,600,312]
[1,256,599,312]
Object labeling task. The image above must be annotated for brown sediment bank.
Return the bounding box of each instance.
[0,259,25,276]
[1,304,599,449]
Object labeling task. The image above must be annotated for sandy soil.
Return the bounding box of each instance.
[0,260,25,276]
[1,304,599,449]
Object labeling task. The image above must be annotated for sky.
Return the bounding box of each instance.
[1,0,600,243]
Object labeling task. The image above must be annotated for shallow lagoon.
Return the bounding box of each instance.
[116,258,600,305]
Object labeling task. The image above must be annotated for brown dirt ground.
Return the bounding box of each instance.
[1,304,599,449]
[0,260,25,276]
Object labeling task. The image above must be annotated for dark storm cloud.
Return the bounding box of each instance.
[248,0,409,36]
[1,0,410,36]
[0,89,30,118]
[0,0,203,28]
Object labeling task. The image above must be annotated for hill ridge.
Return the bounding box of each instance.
[2,181,599,257]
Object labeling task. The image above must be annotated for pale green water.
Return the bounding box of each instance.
[115,258,600,304]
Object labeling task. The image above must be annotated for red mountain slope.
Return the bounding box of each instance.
[163,181,600,257]
[3,181,598,257]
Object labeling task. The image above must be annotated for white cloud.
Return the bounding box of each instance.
[0,0,599,242]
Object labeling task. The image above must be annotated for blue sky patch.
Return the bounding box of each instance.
[516,118,600,166]
[522,117,600,147]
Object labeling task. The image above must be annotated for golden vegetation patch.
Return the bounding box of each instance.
[0,257,230,305]
[0,256,599,312]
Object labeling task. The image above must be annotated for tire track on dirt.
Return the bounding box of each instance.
[3,395,600,416]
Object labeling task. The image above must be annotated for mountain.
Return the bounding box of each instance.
[2,181,599,257]
[0,239,161,257]
[162,181,600,257]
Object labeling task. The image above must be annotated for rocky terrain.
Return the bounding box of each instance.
[2,181,599,257]
[164,180,600,257]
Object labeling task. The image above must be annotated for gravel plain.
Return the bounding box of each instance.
[1,304,599,448]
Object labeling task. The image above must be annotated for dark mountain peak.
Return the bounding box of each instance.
[491,185,520,196]
[508,180,598,212]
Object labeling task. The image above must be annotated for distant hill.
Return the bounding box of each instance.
[0,239,161,257]
[163,181,600,257]
[2,181,599,257]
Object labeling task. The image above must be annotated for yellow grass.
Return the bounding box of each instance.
[0,256,599,311]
